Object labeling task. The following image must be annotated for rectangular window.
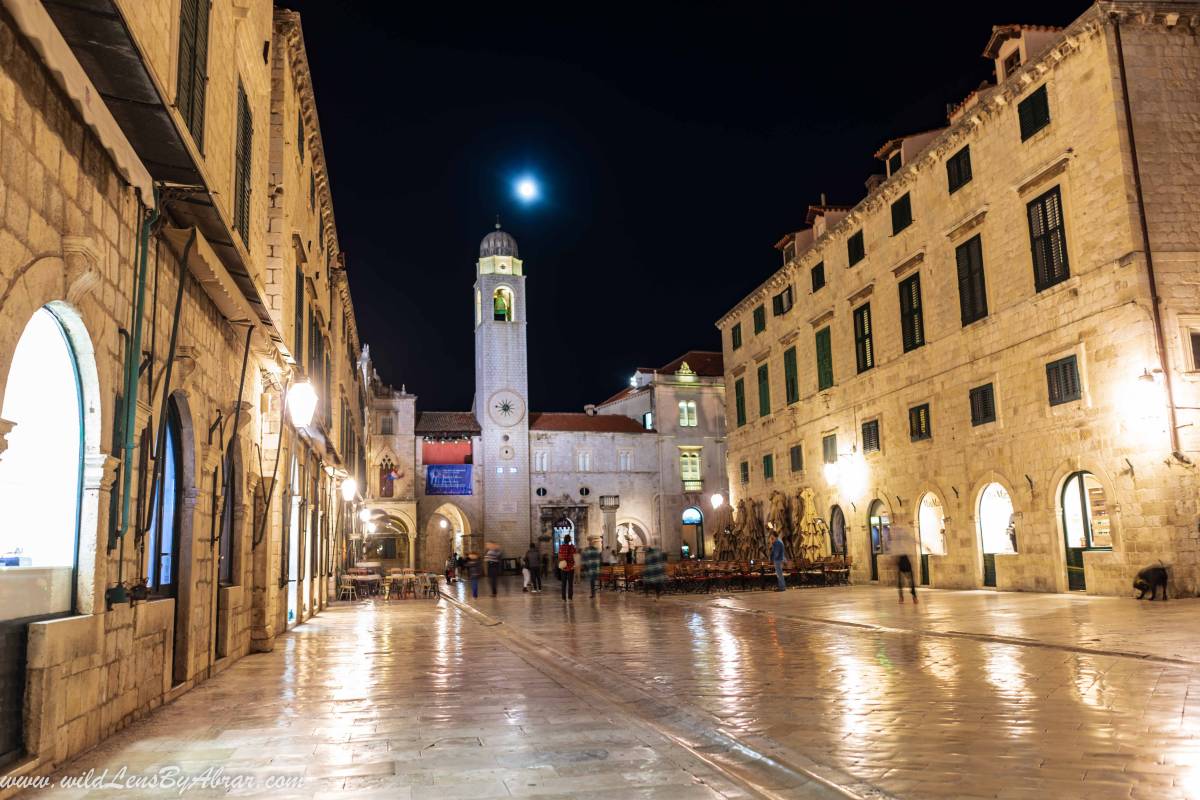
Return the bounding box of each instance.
[909,403,931,441]
[847,230,865,266]
[861,419,880,453]
[534,451,548,472]
[642,411,654,430]
[176,0,209,147]
[789,444,803,473]
[297,111,304,160]
[887,151,901,176]
[955,234,988,326]
[1018,84,1051,141]
[815,327,833,390]
[898,273,925,352]
[772,285,794,316]
[739,461,749,484]
[1003,49,1023,79]
[1046,355,1081,406]
[1191,331,1200,370]
[822,434,837,464]
[970,383,996,426]
[783,347,799,405]
[757,363,771,417]
[680,450,702,488]
[678,400,697,427]
[734,379,746,427]
[853,303,874,373]
[783,242,796,263]
[380,416,394,435]
[577,451,592,472]
[618,451,631,472]
[233,81,253,246]
[1028,186,1070,291]
[891,193,913,234]
[731,322,742,350]
[811,262,825,292]
[753,304,767,333]
[946,145,972,193]
[762,453,774,481]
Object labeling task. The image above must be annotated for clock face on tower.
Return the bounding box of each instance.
[487,389,526,427]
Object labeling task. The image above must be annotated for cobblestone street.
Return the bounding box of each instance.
[16,583,1200,799]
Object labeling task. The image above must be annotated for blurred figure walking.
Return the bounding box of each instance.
[643,545,666,599]
[485,541,503,597]
[525,542,542,593]
[582,537,602,597]
[466,552,482,599]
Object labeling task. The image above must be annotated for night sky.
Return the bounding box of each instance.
[279,1,1084,413]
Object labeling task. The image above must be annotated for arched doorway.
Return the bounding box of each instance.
[551,516,576,561]
[681,506,704,559]
[616,521,646,561]
[1061,471,1111,591]
[916,493,946,586]
[425,502,470,571]
[285,454,301,628]
[977,482,1016,588]
[867,501,889,581]
[0,306,89,766]
[828,506,846,557]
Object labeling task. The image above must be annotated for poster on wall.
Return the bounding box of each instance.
[426,464,472,495]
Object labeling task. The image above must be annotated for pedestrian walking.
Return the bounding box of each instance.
[466,552,482,599]
[889,526,918,603]
[456,553,466,583]
[643,545,666,599]
[582,538,602,597]
[770,532,786,592]
[525,542,542,593]
[485,541,503,596]
[557,534,577,601]
[446,552,458,584]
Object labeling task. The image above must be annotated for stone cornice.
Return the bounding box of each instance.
[890,250,925,279]
[943,207,989,241]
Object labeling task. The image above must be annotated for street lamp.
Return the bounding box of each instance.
[340,477,358,502]
[287,380,318,427]
[358,508,373,523]
[710,493,724,510]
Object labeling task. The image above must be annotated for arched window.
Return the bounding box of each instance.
[379,457,396,497]
[147,399,184,595]
[0,307,85,620]
[978,482,1016,555]
[917,493,947,555]
[1061,472,1111,549]
[493,287,514,322]
[828,506,846,555]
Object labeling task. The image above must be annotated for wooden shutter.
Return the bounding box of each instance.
[891,193,912,234]
[1046,357,1080,405]
[899,273,924,352]
[956,235,988,325]
[735,379,746,426]
[811,262,825,292]
[294,266,304,365]
[862,420,880,452]
[909,404,931,440]
[234,83,253,244]
[757,363,770,417]
[191,0,209,143]
[854,303,873,373]
[822,434,837,464]
[783,347,799,405]
[1018,86,1050,140]
[789,445,802,472]
[1029,187,1069,291]
[970,383,995,425]
[816,327,833,389]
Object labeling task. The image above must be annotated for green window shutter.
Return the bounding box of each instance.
[762,453,774,480]
[899,273,925,352]
[176,0,209,146]
[783,347,799,405]
[1028,186,1069,291]
[909,404,932,441]
[853,303,874,373]
[293,266,304,365]
[789,445,803,472]
[739,461,749,484]
[970,383,996,425]
[734,379,746,427]
[731,323,742,350]
[1046,356,1081,406]
[753,305,766,333]
[815,327,833,390]
[234,82,253,245]
[757,363,770,417]
[861,419,880,453]
[811,261,825,292]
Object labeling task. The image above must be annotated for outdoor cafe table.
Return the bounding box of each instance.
[350,574,381,595]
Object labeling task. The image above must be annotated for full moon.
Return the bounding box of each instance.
[515,176,539,202]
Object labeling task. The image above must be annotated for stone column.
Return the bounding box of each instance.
[599,495,620,553]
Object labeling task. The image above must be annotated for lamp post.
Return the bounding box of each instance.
[287,380,318,428]
[599,495,620,553]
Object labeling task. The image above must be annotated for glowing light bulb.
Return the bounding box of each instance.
[358,508,373,523]
[340,477,358,502]
[287,380,318,427]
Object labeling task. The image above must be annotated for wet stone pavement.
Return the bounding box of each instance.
[20,580,1200,800]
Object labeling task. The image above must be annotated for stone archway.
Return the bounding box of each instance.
[423,502,471,572]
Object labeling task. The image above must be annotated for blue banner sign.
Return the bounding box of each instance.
[426,464,472,495]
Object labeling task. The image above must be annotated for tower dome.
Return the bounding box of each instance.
[480,223,519,258]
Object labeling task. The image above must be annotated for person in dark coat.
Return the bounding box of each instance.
[525,542,542,593]
[465,553,482,599]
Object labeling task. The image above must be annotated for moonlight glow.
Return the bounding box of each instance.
[514,176,540,203]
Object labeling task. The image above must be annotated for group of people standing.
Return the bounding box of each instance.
[445,536,667,601]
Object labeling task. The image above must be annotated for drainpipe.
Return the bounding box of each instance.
[115,194,159,547]
[1111,13,1186,460]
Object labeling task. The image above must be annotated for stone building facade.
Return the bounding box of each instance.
[717,3,1200,598]
[0,1,366,786]
[362,228,728,570]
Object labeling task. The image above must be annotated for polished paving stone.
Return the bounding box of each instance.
[20,599,752,799]
[450,578,1200,799]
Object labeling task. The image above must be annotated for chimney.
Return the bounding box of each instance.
[819,192,827,206]
[584,404,597,416]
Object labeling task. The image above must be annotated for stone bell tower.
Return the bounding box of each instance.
[473,221,531,552]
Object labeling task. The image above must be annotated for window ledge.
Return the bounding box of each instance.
[1031,274,1081,303]
[1015,147,1072,195]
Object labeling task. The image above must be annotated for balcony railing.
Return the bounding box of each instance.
[682,480,702,492]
